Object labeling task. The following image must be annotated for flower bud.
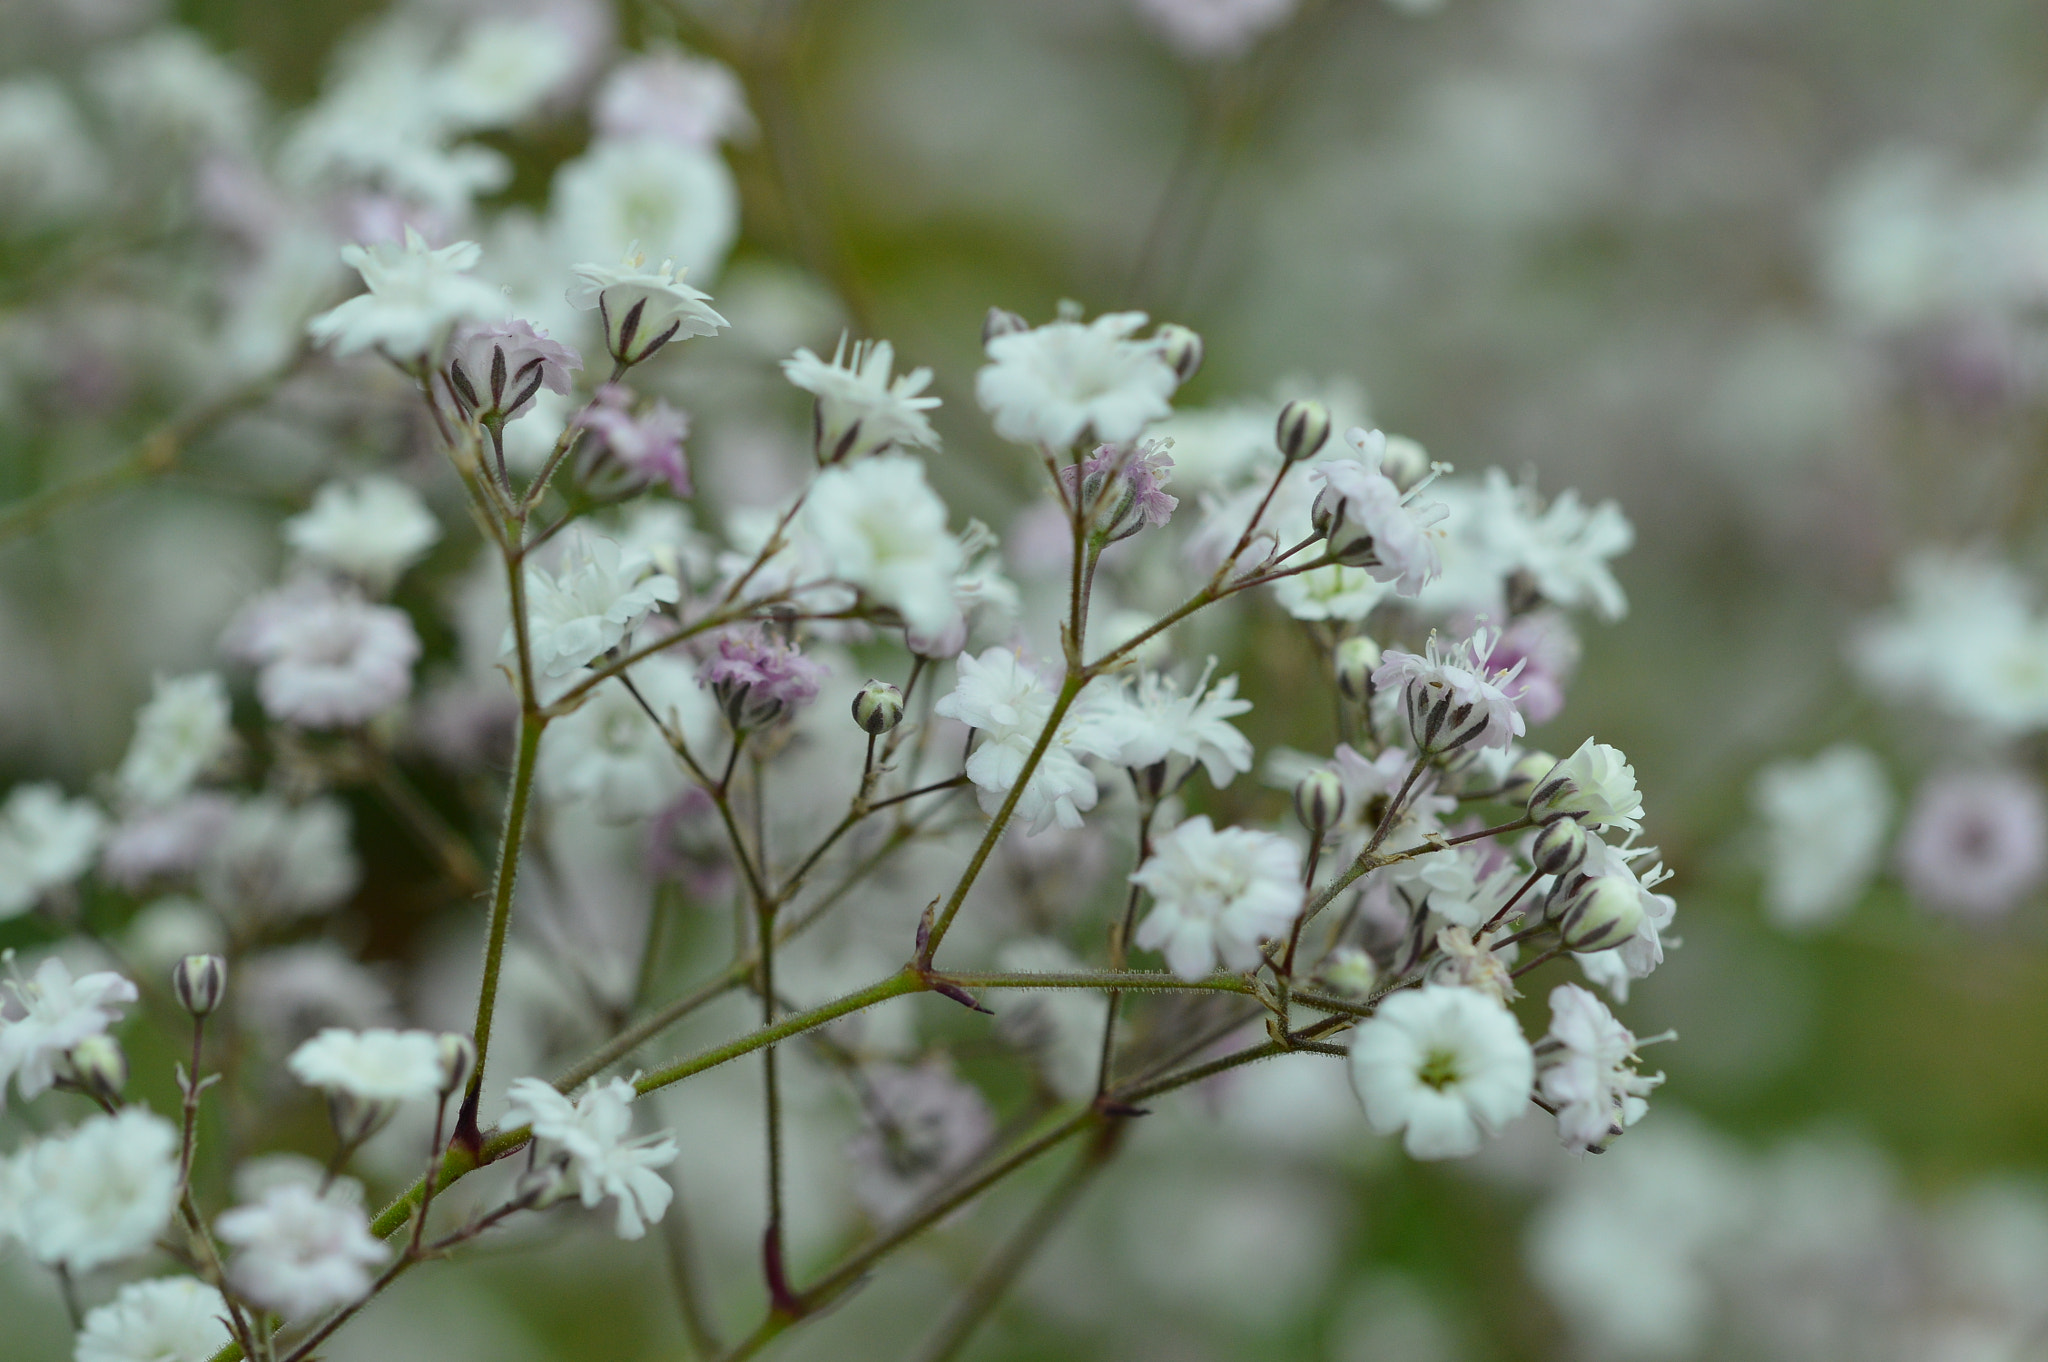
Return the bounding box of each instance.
[437,1033,476,1094]
[1334,636,1382,703]
[68,1034,127,1103]
[1558,875,1645,953]
[1154,323,1203,383]
[1294,769,1347,834]
[172,954,227,1019]
[1531,817,1588,877]
[982,307,1029,347]
[1378,435,1431,492]
[1319,947,1378,999]
[1275,398,1332,463]
[852,680,905,735]
[1500,751,1555,804]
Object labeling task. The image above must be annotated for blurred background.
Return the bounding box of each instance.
[5,0,2048,1358]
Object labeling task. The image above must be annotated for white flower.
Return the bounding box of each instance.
[504,1077,678,1239]
[74,1276,232,1362]
[0,784,106,917]
[86,30,259,153]
[594,48,753,148]
[115,674,232,808]
[782,336,941,461]
[431,17,581,131]
[975,310,1182,447]
[1570,834,1678,1001]
[516,532,680,679]
[1271,564,1391,621]
[283,477,442,593]
[286,1028,446,1105]
[934,648,1120,833]
[1531,738,1645,832]
[307,228,508,360]
[223,580,420,728]
[0,77,107,226]
[1459,470,1633,621]
[1752,746,1893,930]
[0,955,138,1106]
[1131,816,1301,979]
[216,1181,386,1317]
[1310,444,1448,596]
[1347,984,1533,1159]
[1373,630,1526,754]
[846,1061,995,1223]
[1853,551,2048,737]
[1,1109,180,1271]
[1134,0,1298,60]
[1390,846,1521,932]
[1536,983,1664,1153]
[802,455,965,641]
[1092,664,1255,788]
[540,658,718,821]
[199,796,360,921]
[1897,768,2048,920]
[1430,923,1520,1002]
[100,796,236,891]
[555,140,740,292]
[566,244,731,365]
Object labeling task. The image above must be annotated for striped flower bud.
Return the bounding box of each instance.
[852,680,906,735]
[1294,769,1347,834]
[1275,398,1332,463]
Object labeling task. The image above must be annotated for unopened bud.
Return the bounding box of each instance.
[1500,751,1556,804]
[982,307,1029,347]
[1294,769,1347,834]
[1558,875,1645,953]
[1154,323,1203,383]
[1275,399,1332,463]
[68,1035,127,1103]
[1334,636,1382,704]
[1378,435,1431,492]
[1319,947,1378,999]
[1531,817,1588,877]
[852,680,905,735]
[1529,767,1594,825]
[437,1034,476,1094]
[172,954,227,1018]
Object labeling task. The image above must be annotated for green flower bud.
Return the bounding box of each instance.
[852,680,906,735]
[1275,398,1332,463]
[437,1033,476,1094]
[1319,947,1378,999]
[68,1034,127,1103]
[1500,751,1556,804]
[1531,818,1589,877]
[1154,323,1204,383]
[1294,769,1347,834]
[1379,435,1431,492]
[172,954,227,1019]
[1334,636,1382,704]
[1558,875,1646,953]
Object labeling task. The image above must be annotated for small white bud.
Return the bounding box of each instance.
[172,954,227,1019]
[1275,398,1332,463]
[1319,947,1378,999]
[1378,434,1430,491]
[1154,323,1203,384]
[68,1034,127,1103]
[852,680,905,735]
[1334,636,1382,703]
[1558,876,1645,952]
[1294,769,1347,834]
[1500,751,1556,804]
[437,1034,476,1094]
[1531,818,1588,877]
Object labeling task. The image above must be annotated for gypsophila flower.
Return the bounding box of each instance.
[542,658,719,820]
[1,1109,180,1271]
[1752,746,1894,930]
[283,477,442,594]
[1094,663,1254,793]
[1134,0,1299,59]
[783,336,941,462]
[594,48,754,148]
[847,1060,996,1223]
[553,143,739,294]
[976,309,1184,447]
[1430,924,1520,1002]
[567,248,729,366]
[114,674,233,808]
[199,796,360,921]
[0,783,106,917]
[1459,470,1634,621]
[1060,441,1179,542]
[1536,983,1665,1153]
[0,955,137,1105]
[575,384,691,496]
[307,228,508,360]
[504,1076,678,1239]
[1853,551,2048,737]
[1897,768,2048,919]
[100,795,235,890]
[223,579,420,728]
[1530,738,1645,832]
[516,531,680,679]
[1271,564,1391,622]
[936,648,1121,833]
[74,1277,232,1362]
[1132,816,1301,979]
[1569,834,1679,1001]
[1348,984,1533,1160]
[446,319,581,423]
[701,627,827,728]
[802,454,966,641]
[1310,444,1448,596]
[1374,630,1527,754]
[217,1181,386,1317]
[286,1027,447,1105]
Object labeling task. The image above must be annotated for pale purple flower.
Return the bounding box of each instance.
[1897,769,2048,919]
[576,383,691,495]
[1133,0,1298,60]
[594,50,754,148]
[1310,454,1447,596]
[99,793,236,889]
[1373,629,1527,754]
[447,319,581,422]
[223,580,420,728]
[700,627,826,728]
[848,1060,996,1222]
[1490,611,1581,726]
[1059,440,1179,541]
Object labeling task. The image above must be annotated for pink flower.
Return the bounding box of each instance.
[1897,769,2048,919]
[447,320,581,422]
[699,627,826,727]
[1488,611,1581,726]
[1059,440,1179,541]
[576,384,691,496]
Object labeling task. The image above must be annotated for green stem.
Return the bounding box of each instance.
[634,968,925,1096]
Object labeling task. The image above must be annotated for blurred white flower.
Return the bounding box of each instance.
[782,337,941,461]
[1853,551,2048,738]
[308,229,509,360]
[1535,982,1664,1153]
[0,77,106,226]
[1751,745,1893,930]
[1897,768,2048,919]
[540,659,718,821]
[0,955,136,1105]
[287,1027,447,1105]
[504,1076,678,1239]
[87,29,259,153]
[223,579,420,728]
[976,310,1182,448]
[1131,815,1300,979]
[238,944,396,1053]
[74,1276,232,1362]
[283,477,442,594]
[1272,564,1391,621]
[802,454,965,641]
[1,1109,180,1271]
[1132,0,1297,61]
[0,783,106,917]
[516,532,680,679]
[594,48,753,148]
[432,17,582,131]
[847,1060,995,1223]
[556,145,740,300]
[1349,985,1533,1160]
[101,795,235,890]
[217,1181,386,1317]
[199,796,360,921]
[1464,470,1633,621]
[115,673,233,808]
